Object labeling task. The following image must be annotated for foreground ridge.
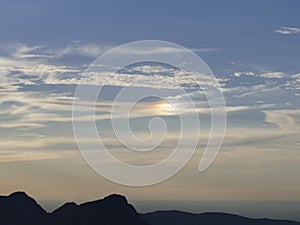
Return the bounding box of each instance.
[0,192,148,225]
[0,192,299,225]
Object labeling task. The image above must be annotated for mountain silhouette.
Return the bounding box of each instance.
[0,192,48,225]
[141,210,300,225]
[51,194,149,225]
[0,192,149,225]
[0,192,299,225]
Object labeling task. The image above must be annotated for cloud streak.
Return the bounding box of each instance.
[274,27,300,35]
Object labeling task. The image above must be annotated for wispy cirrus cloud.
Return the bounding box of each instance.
[0,151,60,163]
[260,72,287,79]
[0,42,299,134]
[263,109,300,132]
[274,26,300,35]
[55,42,113,58]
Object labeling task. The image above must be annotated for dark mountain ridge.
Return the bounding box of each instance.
[0,192,148,225]
[0,192,48,225]
[141,210,300,225]
[0,191,299,225]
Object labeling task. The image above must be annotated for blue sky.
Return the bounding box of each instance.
[0,0,300,219]
[1,0,300,72]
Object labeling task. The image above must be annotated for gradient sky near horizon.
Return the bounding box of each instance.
[0,0,300,217]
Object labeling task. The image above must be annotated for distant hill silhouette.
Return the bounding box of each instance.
[141,210,300,225]
[0,191,299,225]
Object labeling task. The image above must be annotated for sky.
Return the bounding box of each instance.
[0,0,300,220]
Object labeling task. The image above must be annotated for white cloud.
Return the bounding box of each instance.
[274,27,300,35]
[233,71,255,77]
[0,136,76,150]
[263,109,300,132]
[228,84,280,98]
[12,44,53,59]
[0,151,60,163]
[56,43,113,58]
[0,43,223,91]
[0,43,83,90]
[0,90,76,128]
[233,71,287,79]
[0,42,299,133]
[108,46,220,56]
[285,73,300,91]
[260,72,287,79]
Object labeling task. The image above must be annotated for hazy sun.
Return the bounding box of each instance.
[152,100,177,115]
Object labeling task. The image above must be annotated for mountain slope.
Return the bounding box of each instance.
[141,210,300,225]
[51,194,149,225]
[0,192,149,225]
[0,192,48,225]
[0,192,299,225]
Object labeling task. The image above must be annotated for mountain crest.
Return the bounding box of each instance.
[0,192,299,225]
[103,193,128,203]
[8,191,33,200]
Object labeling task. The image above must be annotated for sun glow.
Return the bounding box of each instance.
[152,100,177,115]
